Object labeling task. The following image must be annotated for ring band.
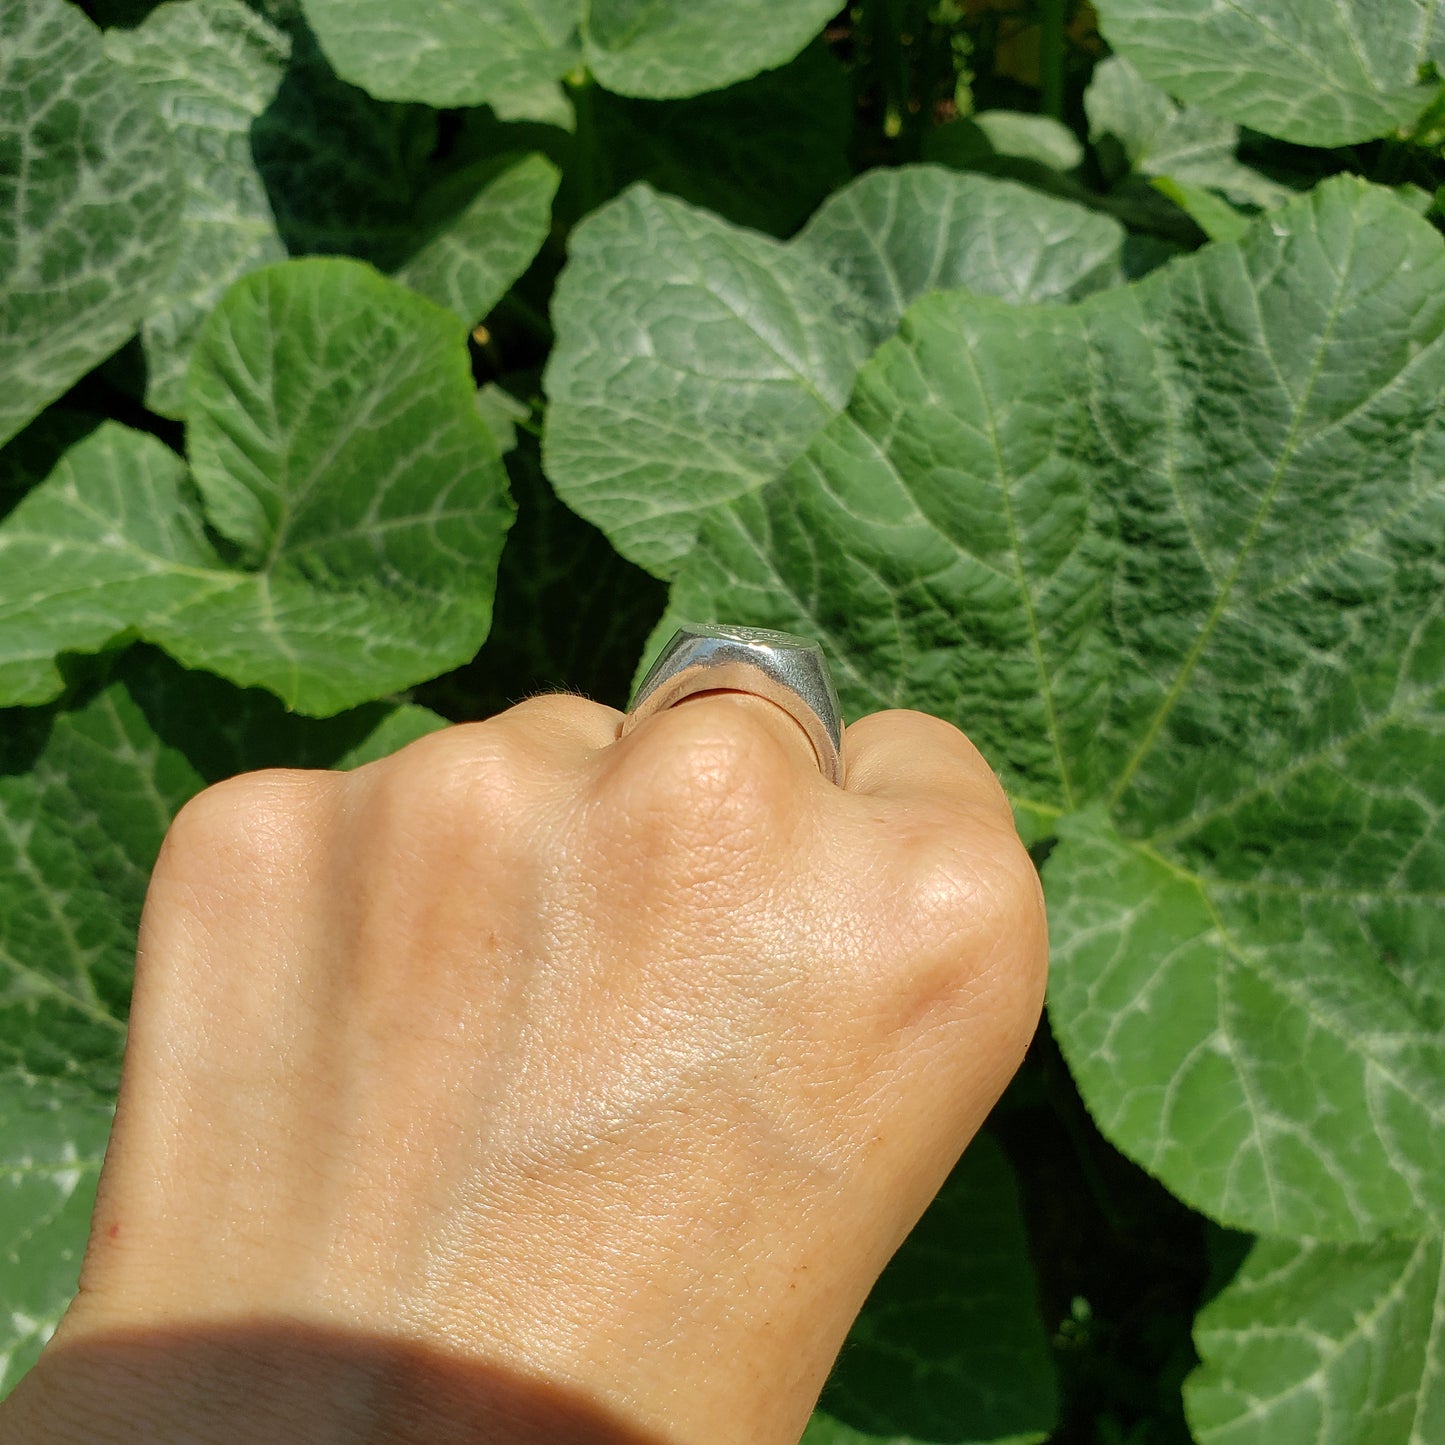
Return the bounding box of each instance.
[622,622,845,785]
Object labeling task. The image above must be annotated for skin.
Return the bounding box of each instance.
[0,692,1047,1444]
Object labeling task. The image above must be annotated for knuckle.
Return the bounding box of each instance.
[362,722,526,846]
[595,704,802,902]
[896,836,996,946]
[615,704,792,833]
[887,815,1048,1017]
[854,709,1012,816]
[872,708,970,746]
[144,775,328,992]
[896,814,1037,930]
[160,769,321,874]
[984,838,1049,988]
[503,690,612,736]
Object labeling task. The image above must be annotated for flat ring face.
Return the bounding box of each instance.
[621,622,845,785]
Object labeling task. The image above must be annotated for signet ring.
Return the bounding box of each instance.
[621,623,845,786]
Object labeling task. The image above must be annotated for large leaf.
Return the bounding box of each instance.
[105,0,558,417]
[0,0,182,447]
[298,0,836,106]
[0,412,99,517]
[0,653,444,1395]
[0,260,514,714]
[543,185,866,579]
[1093,0,1445,147]
[1184,1235,1445,1445]
[663,177,1445,1242]
[801,1135,1057,1445]
[543,169,1127,577]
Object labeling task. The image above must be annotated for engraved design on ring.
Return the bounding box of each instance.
[621,622,845,786]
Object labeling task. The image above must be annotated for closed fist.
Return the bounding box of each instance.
[15,693,1046,1445]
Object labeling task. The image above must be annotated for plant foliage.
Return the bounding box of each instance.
[1,0,1442,1439]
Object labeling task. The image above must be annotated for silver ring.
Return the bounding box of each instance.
[622,622,845,785]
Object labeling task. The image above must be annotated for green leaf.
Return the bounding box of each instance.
[0,653,444,1393]
[102,0,290,417]
[298,0,836,106]
[665,177,1445,1241]
[1092,0,1445,147]
[1047,808,1445,1241]
[0,680,189,1394]
[1150,178,1251,244]
[388,152,560,325]
[801,1136,1057,1445]
[176,258,514,712]
[0,259,515,715]
[0,423,221,708]
[105,0,558,416]
[543,185,867,579]
[0,412,101,516]
[1184,1235,1445,1445]
[110,648,450,781]
[794,166,1127,331]
[474,384,532,458]
[0,1077,113,1396]
[918,114,1198,260]
[581,0,839,100]
[297,0,580,109]
[928,110,1085,174]
[0,0,183,447]
[1085,56,1292,211]
[543,169,1126,577]
[488,78,576,130]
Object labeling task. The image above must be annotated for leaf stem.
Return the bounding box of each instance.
[1039,0,1067,120]
[566,71,608,221]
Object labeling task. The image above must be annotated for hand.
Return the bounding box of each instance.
[2,693,1046,1444]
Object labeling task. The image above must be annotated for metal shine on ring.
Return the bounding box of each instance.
[621,622,846,786]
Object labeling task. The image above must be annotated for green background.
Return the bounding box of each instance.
[3,1,1443,1439]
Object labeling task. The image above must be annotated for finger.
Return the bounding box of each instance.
[842,709,1012,820]
[614,689,833,788]
[491,691,624,758]
[350,694,623,797]
[436,692,625,770]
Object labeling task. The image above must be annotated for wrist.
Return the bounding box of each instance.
[1,1316,669,1444]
